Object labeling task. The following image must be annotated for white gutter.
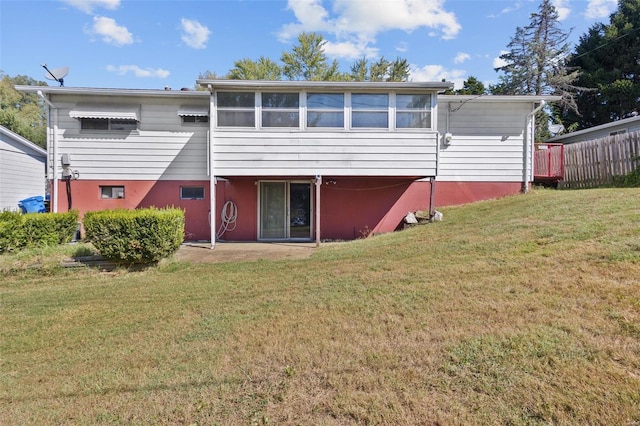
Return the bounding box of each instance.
[38,91,58,212]
[524,100,547,193]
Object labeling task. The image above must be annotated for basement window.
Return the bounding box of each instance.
[100,186,125,199]
[180,186,205,200]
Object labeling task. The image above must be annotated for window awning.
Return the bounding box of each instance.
[69,104,140,120]
[178,105,209,117]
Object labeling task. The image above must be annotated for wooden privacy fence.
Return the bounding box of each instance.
[559,131,640,189]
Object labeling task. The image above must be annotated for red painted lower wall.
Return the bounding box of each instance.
[53,178,523,242]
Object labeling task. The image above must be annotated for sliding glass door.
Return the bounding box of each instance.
[259,181,312,240]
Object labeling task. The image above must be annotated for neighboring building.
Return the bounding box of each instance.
[547,115,640,144]
[16,82,558,244]
[0,125,47,211]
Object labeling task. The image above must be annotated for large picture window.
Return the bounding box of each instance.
[307,93,344,128]
[352,93,389,128]
[262,93,299,128]
[217,92,255,127]
[396,94,431,129]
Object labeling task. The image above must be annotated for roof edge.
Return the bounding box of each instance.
[0,125,47,156]
[14,86,209,97]
[196,79,454,91]
[439,94,561,102]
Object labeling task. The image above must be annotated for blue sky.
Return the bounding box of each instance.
[0,0,618,90]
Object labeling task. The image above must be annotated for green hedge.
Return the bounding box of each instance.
[83,207,184,264]
[0,210,79,254]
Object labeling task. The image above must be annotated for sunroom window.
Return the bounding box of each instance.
[217,92,255,127]
[396,94,432,129]
[307,93,344,128]
[352,93,389,128]
[262,93,300,128]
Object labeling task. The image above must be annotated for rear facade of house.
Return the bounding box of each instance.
[18,81,555,243]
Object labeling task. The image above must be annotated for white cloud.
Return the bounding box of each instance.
[86,16,133,46]
[493,51,509,69]
[585,0,616,19]
[106,65,170,78]
[323,40,378,59]
[552,0,571,21]
[395,41,409,53]
[180,18,211,49]
[61,0,120,14]
[279,0,461,60]
[409,64,466,89]
[454,52,470,64]
[488,1,522,18]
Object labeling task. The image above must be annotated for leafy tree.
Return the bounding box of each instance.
[281,32,341,81]
[562,0,640,130]
[227,56,283,80]
[349,56,410,82]
[0,72,47,147]
[195,70,222,90]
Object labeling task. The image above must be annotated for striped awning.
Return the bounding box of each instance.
[69,104,140,120]
[178,105,209,117]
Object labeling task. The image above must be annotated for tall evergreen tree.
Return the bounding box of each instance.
[562,0,640,130]
[491,0,581,113]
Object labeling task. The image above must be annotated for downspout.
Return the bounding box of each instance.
[38,91,58,212]
[208,85,216,249]
[524,100,546,193]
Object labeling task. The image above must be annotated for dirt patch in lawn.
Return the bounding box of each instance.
[172,242,319,263]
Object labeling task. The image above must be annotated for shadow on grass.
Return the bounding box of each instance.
[69,245,158,272]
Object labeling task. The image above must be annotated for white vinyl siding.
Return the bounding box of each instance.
[0,128,46,211]
[437,101,531,182]
[211,131,438,177]
[50,95,210,180]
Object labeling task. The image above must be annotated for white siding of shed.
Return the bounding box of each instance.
[437,101,531,182]
[212,131,438,177]
[0,130,46,211]
[50,96,210,181]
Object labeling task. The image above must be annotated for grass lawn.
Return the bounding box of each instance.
[1,188,639,425]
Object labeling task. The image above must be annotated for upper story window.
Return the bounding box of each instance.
[217,92,255,127]
[179,105,209,124]
[81,118,137,131]
[307,93,344,128]
[352,94,389,128]
[262,93,300,128]
[396,94,431,129]
[70,103,140,131]
[214,91,432,130]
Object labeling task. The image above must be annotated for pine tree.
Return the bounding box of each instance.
[491,0,581,114]
[562,0,640,130]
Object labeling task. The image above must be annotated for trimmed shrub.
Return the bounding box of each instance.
[0,210,79,254]
[83,207,184,264]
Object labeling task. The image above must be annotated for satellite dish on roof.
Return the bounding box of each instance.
[41,64,69,87]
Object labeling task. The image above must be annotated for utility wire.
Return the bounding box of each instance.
[570,26,640,62]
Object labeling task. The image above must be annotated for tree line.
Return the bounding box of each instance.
[2,0,638,147]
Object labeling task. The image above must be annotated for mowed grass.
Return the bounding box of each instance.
[1,188,639,425]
